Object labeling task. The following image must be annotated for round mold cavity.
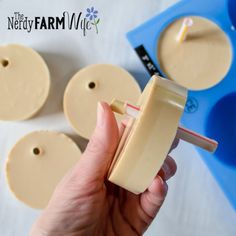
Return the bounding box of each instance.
[157,16,232,90]
[228,0,236,28]
[205,92,236,167]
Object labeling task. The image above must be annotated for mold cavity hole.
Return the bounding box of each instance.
[88,81,96,89]
[206,93,236,167]
[1,59,9,68]
[228,0,236,28]
[33,147,41,156]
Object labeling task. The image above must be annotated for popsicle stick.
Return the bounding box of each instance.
[110,99,218,153]
[176,17,193,43]
[176,126,218,153]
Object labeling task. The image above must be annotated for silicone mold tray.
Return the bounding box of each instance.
[127,0,236,210]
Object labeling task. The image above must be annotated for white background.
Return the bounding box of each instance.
[0,0,236,235]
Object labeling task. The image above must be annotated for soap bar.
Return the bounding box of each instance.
[108,75,187,194]
[63,64,141,139]
[158,16,232,90]
[6,131,81,209]
[0,44,50,120]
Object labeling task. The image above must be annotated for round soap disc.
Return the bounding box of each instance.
[6,131,81,209]
[0,44,50,121]
[158,16,232,90]
[63,64,141,139]
[108,76,187,194]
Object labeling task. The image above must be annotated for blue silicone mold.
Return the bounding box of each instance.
[127,0,236,210]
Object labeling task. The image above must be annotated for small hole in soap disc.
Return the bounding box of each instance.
[88,82,96,89]
[1,59,9,68]
[32,147,41,156]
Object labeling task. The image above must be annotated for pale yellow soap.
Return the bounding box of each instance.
[0,44,50,120]
[158,16,232,90]
[63,64,141,139]
[108,75,187,194]
[6,131,81,209]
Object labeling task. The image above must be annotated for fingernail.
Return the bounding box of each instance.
[158,176,168,194]
[163,181,168,194]
[97,102,105,127]
[162,162,170,178]
[158,175,164,185]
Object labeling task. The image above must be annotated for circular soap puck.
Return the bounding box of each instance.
[0,44,50,120]
[63,64,141,139]
[158,16,232,90]
[6,131,81,209]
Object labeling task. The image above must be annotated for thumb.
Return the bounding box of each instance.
[72,102,120,185]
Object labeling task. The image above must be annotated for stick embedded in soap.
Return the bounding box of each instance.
[110,99,139,118]
[176,17,193,43]
[110,99,218,153]
[176,126,218,153]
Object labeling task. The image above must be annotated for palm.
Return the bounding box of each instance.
[60,177,166,236]
[38,175,165,236]
[101,182,159,236]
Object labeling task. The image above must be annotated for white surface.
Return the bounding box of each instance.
[0,0,235,235]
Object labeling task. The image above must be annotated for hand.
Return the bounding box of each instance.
[30,102,177,236]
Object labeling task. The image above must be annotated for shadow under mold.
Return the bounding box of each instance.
[129,69,150,91]
[31,51,82,119]
[65,133,89,153]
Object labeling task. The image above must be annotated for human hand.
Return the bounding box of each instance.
[30,102,178,236]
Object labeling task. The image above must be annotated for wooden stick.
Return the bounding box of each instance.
[176,17,193,43]
[176,126,218,153]
[110,99,218,153]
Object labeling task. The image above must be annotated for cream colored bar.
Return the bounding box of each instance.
[108,75,187,194]
[110,100,218,152]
